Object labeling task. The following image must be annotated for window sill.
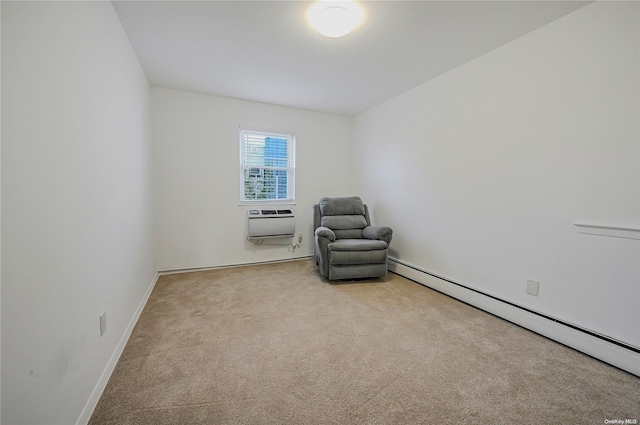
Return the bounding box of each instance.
[239,200,297,206]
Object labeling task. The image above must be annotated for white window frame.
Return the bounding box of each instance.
[239,128,296,205]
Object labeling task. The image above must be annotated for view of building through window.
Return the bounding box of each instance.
[240,130,295,201]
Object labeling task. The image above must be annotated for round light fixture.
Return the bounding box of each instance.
[307,1,364,38]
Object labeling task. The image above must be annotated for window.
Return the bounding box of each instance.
[240,129,295,203]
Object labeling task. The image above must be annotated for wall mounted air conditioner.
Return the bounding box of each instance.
[247,209,295,240]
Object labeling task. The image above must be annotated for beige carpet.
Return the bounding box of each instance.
[89,259,639,424]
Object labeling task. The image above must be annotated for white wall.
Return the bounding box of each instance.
[1,2,156,424]
[354,1,639,349]
[152,87,355,271]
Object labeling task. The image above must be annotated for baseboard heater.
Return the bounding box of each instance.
[247,209,295,240]
[388,257,640,376]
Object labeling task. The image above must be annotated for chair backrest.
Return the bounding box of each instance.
[313,196,371,239]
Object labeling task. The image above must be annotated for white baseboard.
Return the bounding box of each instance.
[388,257,640,377]
[76,272,160,425]
[157,255,314,275]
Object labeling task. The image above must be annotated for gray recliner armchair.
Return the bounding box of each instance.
[314,196,393,281]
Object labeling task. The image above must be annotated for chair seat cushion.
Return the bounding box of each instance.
[329,239,388,251]
[328,239,388,266]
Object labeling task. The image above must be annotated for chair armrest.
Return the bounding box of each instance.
[362,226,393,245]
[315,226,336,242]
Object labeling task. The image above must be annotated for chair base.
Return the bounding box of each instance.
[328,263,388,281]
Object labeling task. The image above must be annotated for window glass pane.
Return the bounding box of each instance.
[264,137,288,168]
[240,130,294,202]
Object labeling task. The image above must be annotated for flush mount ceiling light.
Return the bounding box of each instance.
[307,1,364,38]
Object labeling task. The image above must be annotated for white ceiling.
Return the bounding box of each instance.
[112,1,589,116]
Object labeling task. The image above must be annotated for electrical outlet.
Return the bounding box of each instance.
[526,279,539,297]
[99,312,107,337]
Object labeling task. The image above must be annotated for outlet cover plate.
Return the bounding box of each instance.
[526,279,539,296]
